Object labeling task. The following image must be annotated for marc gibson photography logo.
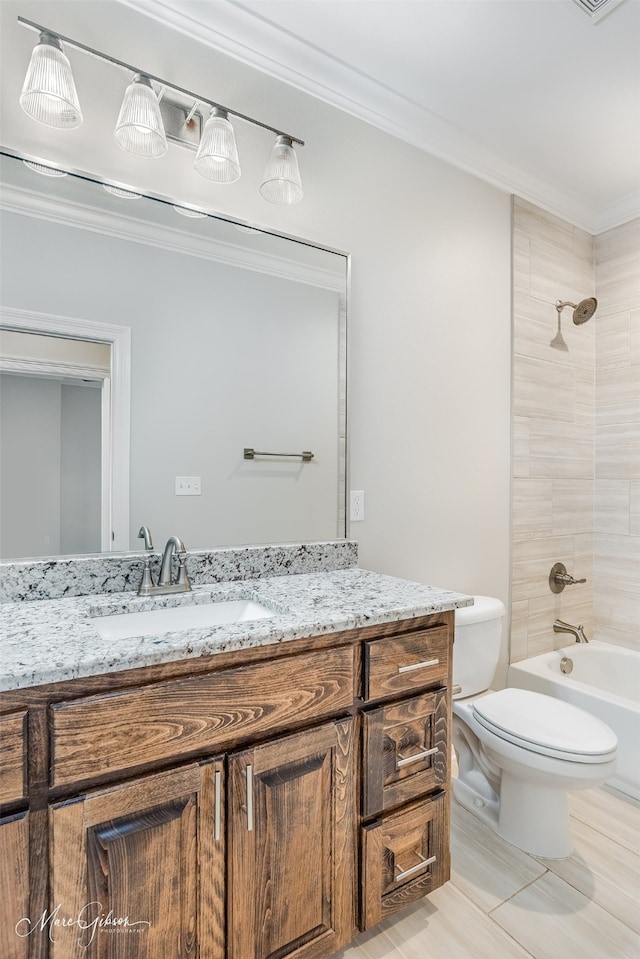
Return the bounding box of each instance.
[15,902,151,947]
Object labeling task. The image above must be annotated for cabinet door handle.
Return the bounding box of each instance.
[397,658,439,674]
[245,764,254,832]
[396,746,438,769]
[214,769,221,841]
[395,854,436,882]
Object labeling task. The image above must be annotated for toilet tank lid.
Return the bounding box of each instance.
[456,595,505,626]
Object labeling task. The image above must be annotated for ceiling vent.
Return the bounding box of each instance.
[572,0,626,22]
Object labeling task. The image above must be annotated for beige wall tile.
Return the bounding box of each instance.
[552,479,594,536]
[512,230,530,295]
[512,478,553,539]
[594,532,640,593]
[595,479,630,534]
[630,308,640,366]
[631,480,640,535]
[529,417,594,479]
[512,417,530,479]
[513,355,574,421]
[596,366,640,426]
[509,600,529,663]
[526,592,593,657]
[596,423,640,479]
[596,310,631,372]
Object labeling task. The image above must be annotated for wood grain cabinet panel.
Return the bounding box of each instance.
[361,792,449,930]
[228,719,356,959]
[50,647,355,787]
[49,761,225,959]
[0,810,29,959]
[363,627,449,701]
[362,689,449,817]
[0,710,27,805]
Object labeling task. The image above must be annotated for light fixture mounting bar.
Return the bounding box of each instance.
[16,15,305,146]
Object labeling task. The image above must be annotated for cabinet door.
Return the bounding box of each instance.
[49,760,225,959]
[0,810,29,959]
[229,719,355,959]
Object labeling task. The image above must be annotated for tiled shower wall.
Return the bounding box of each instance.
[594,218,640,652]
[511,198,640,660]
[511,198,596,661]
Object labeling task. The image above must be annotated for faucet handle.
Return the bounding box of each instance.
[137,555,155,595]
[175,549,192,591]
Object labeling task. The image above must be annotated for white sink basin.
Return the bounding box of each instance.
[91,599,275,640]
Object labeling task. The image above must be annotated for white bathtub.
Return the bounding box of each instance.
[508,641,640,800]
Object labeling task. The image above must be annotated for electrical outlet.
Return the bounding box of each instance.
[350,490,365,522]
[175,476,201,496]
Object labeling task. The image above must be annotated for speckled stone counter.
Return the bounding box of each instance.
[0,568,472,692]
[0,540,359,603]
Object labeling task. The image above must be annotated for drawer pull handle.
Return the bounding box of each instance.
[398,658,440,674]
[396,746,438,768]
[214,769,221,841]
[245,764,254,832]
[395,854,437,882]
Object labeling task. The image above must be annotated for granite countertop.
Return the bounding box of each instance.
[0,567,472,692]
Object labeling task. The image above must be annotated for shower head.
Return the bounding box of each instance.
[555,297,598,325]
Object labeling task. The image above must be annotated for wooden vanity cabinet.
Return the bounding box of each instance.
[0,610,454,959]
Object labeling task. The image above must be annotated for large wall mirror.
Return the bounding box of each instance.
[0,151,348,560]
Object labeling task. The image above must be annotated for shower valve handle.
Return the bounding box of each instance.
[549,562,586,593]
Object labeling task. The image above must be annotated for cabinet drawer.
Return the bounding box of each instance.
[0,711,27,804]
[50,646,356,788]
[362,689,448,817]
[363,626,449,701]
[361,792,449,930]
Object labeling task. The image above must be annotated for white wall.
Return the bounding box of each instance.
[60,382,102,554]
[1,1,513,610]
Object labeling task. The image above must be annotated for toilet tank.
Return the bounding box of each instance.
[453,596,506,699]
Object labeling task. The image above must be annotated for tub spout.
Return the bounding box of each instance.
[553,620,589,644]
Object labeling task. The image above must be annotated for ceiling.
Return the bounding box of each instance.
[117,0,640,233]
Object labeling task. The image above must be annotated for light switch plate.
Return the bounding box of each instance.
[175,476,201,495]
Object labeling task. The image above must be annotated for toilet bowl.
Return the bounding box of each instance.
[452,597,618,858]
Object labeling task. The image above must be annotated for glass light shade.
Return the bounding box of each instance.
[103,184,141,199]
[259,135,303,205]
[114,74,168,158]
[173,205,207,218]
[193,108,241,183]
[19,33,82,129]
[23,160,68,177]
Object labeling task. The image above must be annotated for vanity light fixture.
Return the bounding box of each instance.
[17,16,305,204]
[19,31,83,129]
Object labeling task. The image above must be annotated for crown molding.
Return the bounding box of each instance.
[0,182,345,292]
[118,0,637,235]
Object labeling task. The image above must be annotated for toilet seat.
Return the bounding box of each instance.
[472,688,617,764]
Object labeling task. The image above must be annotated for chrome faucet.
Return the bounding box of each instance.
[137,525,154,550]
[553,620,589,644]
[137,535,191,596]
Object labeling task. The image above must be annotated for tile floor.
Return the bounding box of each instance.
[340,784,640,959]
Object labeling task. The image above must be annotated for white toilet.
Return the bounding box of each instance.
[452,596,617,858]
